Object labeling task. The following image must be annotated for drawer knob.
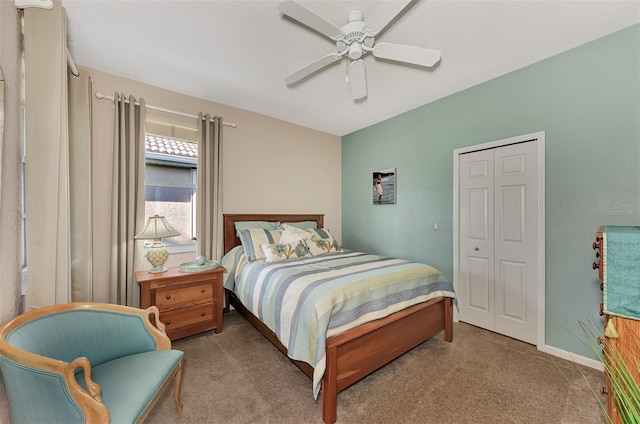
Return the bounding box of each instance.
[592,241,600,250]
[597,337,604,345]
[595,251,600,259]
[201,288,206,293]
[599,303,604,316]
[165,295,171,300]
[201,312,206,317]
[600,386,608,395]
[592,262,599,270]
[165,320,171,325]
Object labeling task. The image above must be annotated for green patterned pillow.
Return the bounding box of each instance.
[260,241,312,262]
[306,235,342,256]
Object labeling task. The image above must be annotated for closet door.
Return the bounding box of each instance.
[458,149,495,332]
[493,142,538,344]
[458,140,539,345]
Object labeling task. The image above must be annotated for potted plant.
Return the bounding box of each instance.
[578,318,640,424]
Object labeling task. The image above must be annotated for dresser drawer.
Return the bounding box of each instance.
[161,301,216,334]
[155,282,214,309]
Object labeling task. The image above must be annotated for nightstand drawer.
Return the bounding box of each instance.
[156,282,214,308]
[161,301,216,333]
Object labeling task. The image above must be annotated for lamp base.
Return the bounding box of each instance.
[147,264,168,274]
[145,241,169,273]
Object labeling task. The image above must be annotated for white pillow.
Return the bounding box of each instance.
[279,223,313,244]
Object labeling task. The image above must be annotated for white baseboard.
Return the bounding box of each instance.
[544,345,603,371]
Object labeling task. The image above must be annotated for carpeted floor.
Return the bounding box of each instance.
[146,311,606,424]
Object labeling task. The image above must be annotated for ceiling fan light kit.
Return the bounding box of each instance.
[278,0,441,101]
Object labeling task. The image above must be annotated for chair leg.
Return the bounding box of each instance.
[173,361,184,413]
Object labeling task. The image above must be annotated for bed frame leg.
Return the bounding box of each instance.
[444,297,453,342]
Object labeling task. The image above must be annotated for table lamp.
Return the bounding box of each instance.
[134,215,181,273]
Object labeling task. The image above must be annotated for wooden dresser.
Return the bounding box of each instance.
[593,226,640,423]
[136,266,225,341]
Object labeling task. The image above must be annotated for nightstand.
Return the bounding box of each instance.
[136,266,226,341]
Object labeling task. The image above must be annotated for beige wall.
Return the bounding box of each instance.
[86,67,341,299]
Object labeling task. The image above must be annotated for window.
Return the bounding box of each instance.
[144,134,197,252]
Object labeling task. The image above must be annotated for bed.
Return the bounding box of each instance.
[222,213,455,424]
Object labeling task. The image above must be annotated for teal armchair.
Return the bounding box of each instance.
[0,302,184,423]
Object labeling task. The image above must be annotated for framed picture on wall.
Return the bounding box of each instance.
[372,168,396,205]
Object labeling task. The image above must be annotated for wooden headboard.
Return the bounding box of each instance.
[223,214,324,254]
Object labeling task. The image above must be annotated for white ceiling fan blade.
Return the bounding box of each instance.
[365,0,413,36]
[278,0,342,40]
[349,60,367,100]
[285,53,343,85]
[373,43,441,67]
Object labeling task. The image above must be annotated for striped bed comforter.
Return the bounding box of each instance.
[231,250,455,398]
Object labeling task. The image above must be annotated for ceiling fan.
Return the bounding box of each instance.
[278,0,441,101]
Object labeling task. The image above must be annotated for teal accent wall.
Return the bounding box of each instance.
[342,24,640,359]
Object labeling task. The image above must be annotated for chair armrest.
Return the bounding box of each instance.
[61,357,110,422]
[66,357,102,402]
[0,344,110,423]
[142,305,172,350]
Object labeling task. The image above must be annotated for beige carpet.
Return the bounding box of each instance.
[146,311,606,424]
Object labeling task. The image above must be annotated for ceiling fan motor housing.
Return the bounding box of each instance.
[337,11,375,60]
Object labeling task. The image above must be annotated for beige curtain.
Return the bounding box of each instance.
[196,114,224,260]
[22,3,95,310]
[109,94,146,307]
[23,3,71,310]
[68,71,93,302]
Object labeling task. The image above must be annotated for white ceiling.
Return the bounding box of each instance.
[61,0,640,136]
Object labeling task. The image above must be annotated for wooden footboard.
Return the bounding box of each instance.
[227,289,453,424]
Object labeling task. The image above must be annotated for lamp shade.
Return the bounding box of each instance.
[134,215,180,240]
[135,215,180,273]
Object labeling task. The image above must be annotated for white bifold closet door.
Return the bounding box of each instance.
[458,140,539,345]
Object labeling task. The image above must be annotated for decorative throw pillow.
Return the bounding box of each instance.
[305,227,336,241]
[260,241,312,262]
[279,223,314,244]
[237,228,282,262]
[306,235,342,256]
[234,221,280,236]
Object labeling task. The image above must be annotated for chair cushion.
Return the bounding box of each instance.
[75,349,183,423]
